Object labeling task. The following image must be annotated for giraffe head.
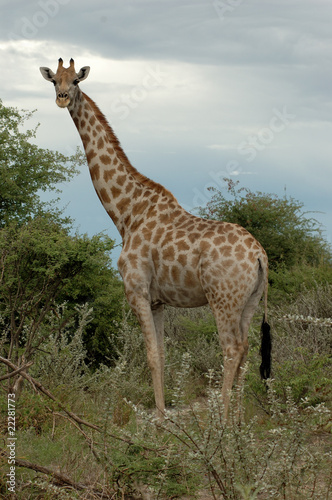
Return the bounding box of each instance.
[40,58,90,108]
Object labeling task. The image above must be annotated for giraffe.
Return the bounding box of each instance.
[40,58,271,419]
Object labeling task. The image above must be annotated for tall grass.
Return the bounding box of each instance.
[1,284,331,498]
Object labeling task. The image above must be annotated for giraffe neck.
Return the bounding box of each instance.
[68,89,178,238]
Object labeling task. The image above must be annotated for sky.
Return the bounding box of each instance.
[1,0,332,265]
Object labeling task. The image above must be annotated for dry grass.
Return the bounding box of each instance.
[1,284,332,499]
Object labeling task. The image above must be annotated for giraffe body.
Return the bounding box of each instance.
[40,59,270,419]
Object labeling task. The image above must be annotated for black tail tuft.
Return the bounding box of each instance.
[259,318,272,380]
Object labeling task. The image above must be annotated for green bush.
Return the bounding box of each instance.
[198,178,332,272]
[269,263,332,304]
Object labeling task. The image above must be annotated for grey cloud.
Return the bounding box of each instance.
[1,0,331,245]
[2,0,331,67]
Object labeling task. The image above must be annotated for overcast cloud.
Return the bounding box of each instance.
[1,0,331,262]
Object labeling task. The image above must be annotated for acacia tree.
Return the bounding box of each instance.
[0,98,83,226]
[0,215,122,390]
[198,179,331,271]
[0,101,124,393]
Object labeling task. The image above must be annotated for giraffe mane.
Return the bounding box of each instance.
[82,93,176,201]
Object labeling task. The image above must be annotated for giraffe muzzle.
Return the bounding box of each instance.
[56,92,70,108]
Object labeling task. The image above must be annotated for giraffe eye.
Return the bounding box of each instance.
[52,79,56,86]
[73,79,79,86]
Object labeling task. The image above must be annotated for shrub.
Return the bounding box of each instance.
[198,178,332,271]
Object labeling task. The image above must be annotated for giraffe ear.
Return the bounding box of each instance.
[77,66,90,82]
[40,67,55,82]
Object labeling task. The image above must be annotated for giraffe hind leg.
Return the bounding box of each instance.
[208,303,246,420]
[234,291,263,414]
[209,273,265,420]
[235,264,268,412]
[221,332,248,420]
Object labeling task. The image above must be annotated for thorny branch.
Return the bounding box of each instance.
[0,356,159,452]
[0,355,163,497]
[0,447,112,499]
[0,360,33,381]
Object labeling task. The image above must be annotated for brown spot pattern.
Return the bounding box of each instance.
[116,196,131,212]
[99,187,111,204]
[162,246,175,261]
[178,253,187,267]
[89,164,100,180]
[228,233,239,244]
[176,239,190,252]
[111,186,121,199]
[116,174,126,185]
[100,154,111,165]
[86,149,97,163]
[104,169,116,182]
[132,199,150,217]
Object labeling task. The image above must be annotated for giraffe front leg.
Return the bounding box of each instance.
[126,291,165,420]
[152,304,165,389]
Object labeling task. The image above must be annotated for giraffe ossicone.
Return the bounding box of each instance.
[40,58,271,420]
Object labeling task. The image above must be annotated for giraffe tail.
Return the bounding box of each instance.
[259,277,271,380]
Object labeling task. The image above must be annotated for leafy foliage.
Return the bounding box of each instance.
[0,215,122,371]
[58,242,125,368]
[0,98,83,226]
[198,178,331,271]
[0,100,124,372]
